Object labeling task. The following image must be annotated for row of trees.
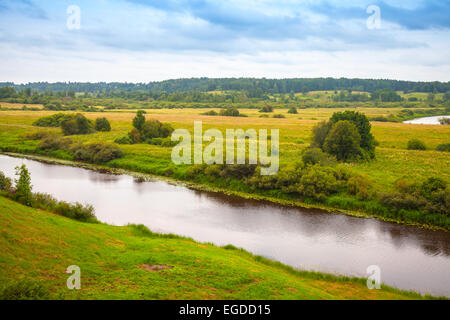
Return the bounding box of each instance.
[2,78,449,94]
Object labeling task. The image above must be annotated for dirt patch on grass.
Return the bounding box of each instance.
[138,264,174,272]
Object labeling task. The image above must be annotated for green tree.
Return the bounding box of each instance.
[14,165,33,206]
[95,117,111,132]
[133,110,146,131]
[329,111,375,158]
[324,121,362,162]
[311,121,330,149]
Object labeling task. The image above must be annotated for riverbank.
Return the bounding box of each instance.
[0,195,438,300]
[2,151,448,232]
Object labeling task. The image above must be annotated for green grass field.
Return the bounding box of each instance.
[0,108,449,228]
[0,196,433,300]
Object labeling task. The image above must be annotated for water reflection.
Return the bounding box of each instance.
[0,154,449,296]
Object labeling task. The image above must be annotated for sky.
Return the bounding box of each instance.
[0,0,449,83]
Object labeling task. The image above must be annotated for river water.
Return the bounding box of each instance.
[1,154,449,297]
[403,115,450,125]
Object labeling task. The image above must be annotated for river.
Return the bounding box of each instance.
[0,154,449,297]
[403,115,450,125]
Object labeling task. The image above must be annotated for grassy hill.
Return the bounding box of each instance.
[0,196,431,300]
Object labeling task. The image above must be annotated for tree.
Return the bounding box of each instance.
[311,121,330,149]
[14,165,33,206]
[133,110,146,131]
[61,114,93,135]
[95,117,111,132]
[329,111,375,158]
[324,121,362,162]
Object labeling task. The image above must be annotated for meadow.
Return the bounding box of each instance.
[0,106,449,228]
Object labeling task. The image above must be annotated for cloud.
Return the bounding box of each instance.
[0,0,449,82]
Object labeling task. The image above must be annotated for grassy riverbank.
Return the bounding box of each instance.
[0,196,435,300]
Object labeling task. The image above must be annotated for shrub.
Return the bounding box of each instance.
[407,139,426,150]
[439,118,450,125]
[347,176,372,200]
[420,177,447,198]
[61,113,94,135]
[115,136,133,144]
[219,164,257,179]
[0,171,12,192]
[302,148,336,166]
[25,131,51,140]
[259,106,273,113]
[288,107,298,114]
[33,113,72,127]
[14,165,32,206]
[297,165,338,201]
[201,110,218,116]
[436,143,450,152]
[71,143,123,164]
[53,201,96,222]
[324,120,362,162]
[37,134,72,151]
[95,117,111,132]
[128,128,142,144]
[379,193,426,211]
[220,107,241,117]
[272,114,285,118]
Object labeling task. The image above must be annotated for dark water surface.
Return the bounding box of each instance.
[1,154,449,297]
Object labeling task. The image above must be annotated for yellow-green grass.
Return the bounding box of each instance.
[0,109,448,188]
[0,196,430,300]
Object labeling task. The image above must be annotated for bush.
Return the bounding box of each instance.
[407,139,426,150]
[95,117,111,132]
[272,114,285,118]
[219,164,257,179]
[302,148,336,166]
[37,134,72,151]
[220,107,241,117]
[379,193,426,211]
[288,107,298,114]
[347,176,372,200]
[53,201,96,222]
[436,143,450,152]
[324,120,362,162]
[420,177,447,198]
[71,143,123,164]
[128,128,142,144]
[201,110,218,116]
[33,113,72,127]
[115,136,133,145]
[61,113,94,135]
[439,118,450,125]
[259,106,273,113]
[25,131,51,140]
[0,171,12,192]
[297,165,338,201]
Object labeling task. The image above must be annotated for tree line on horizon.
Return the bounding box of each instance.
[1,77,449,95]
